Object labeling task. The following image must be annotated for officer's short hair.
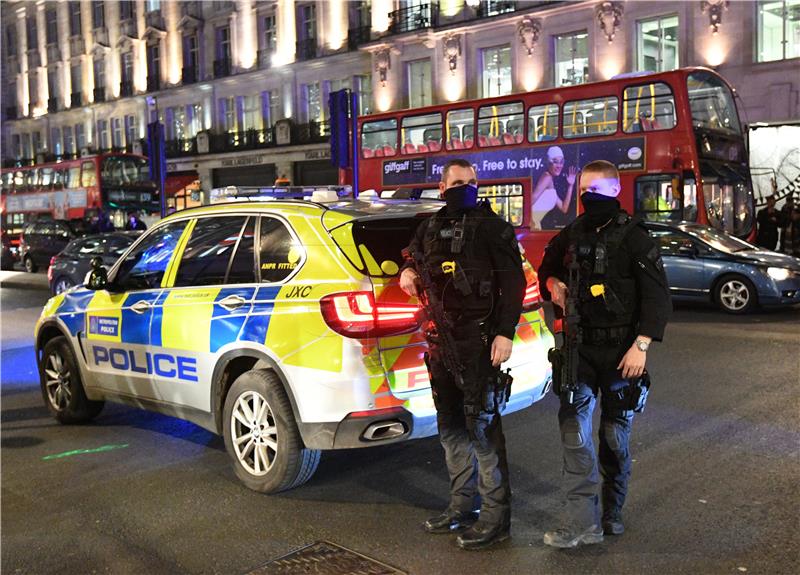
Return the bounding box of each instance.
[582,160,619,181]
[441,159,475,183]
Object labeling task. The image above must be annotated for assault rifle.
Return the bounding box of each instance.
[404,248,465,389]
[547,245,581,404]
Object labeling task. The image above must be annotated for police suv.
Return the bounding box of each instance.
[35,187,553,493]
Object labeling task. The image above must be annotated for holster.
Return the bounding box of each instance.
[629,371,651,413]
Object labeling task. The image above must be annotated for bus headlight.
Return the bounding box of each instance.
[766,267,791,281]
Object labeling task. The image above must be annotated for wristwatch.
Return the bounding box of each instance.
[635,338,650,352]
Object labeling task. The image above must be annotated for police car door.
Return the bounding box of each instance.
[83,220,189,400]
[151,215,256,411]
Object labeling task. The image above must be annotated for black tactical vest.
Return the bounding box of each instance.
[567,211,640,329]
[422,205,496,323]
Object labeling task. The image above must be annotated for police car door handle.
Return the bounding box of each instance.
[219,294,246,311]
[130,300,152,315]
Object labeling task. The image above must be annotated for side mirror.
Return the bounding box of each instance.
[85,256,109,290]
[677,245,697,258]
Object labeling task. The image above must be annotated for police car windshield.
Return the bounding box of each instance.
[684,225,755,253]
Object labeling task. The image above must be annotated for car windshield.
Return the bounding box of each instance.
[684,225,757,253]
[101,156,149,186]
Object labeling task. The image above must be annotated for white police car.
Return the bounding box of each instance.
[36,189,553,492]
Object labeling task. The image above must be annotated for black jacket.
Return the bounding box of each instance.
[537,212,671,341]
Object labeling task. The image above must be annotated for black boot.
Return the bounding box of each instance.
[423,510,479,534]
[602,508,624,535]
[456,520,510,550]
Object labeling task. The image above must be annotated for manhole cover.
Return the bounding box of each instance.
[246,541,406,575]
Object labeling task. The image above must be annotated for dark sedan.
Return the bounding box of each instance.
[47,231,141,295]
[645,221,800,313]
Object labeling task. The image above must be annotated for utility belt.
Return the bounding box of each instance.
[581,325,631,346]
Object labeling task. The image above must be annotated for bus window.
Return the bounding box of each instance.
[13,171,24,189]
[52,168,65,190]
[81,160,97,187]
[362,118,397,158]
[477,102,523,147]
[25,169,39,191]
[635,175,681,222]
[40,167,54,189]
[401,113,442,154]
[563,96,618,138]
[527,103,559,142]
[682,171,698,222]
[479,183,523,226]
[623,82,676,133]
[445,108,474,150]
[67,165,81,188]
[687,71,741,135]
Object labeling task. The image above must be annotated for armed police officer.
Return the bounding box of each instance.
[538,160,671,548]
[399,159,526,550]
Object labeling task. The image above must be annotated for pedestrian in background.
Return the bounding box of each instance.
[399,159,525,550]
[125,212,147,231]
[537,160,671,548]
[756,194,782,251]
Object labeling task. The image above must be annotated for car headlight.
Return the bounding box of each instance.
[766,267,791,281]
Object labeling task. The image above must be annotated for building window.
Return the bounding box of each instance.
[146,0,161,12]
[121,51,133,86]
[355,74,373,116]
[300,4,317,40]
[241,95,261,131]
[187,103,204,136]
[92,1,105,29]
[93,57,105,90]
[219,97,236,132]
[45,8,58,45]
[32,132,42,155]
[97,119,109,150]
[263,14,277,53]
[216,26,231,62]
[20,134,31,159]
[183,34,199,70]
[69,1,82,36]
[407,59,432,108]
[75,123,86,150]
[637,15,679,72]
[261,90,281,128]
[28,73,38,108]
[757,0,800,62]
[70,63,82,96]
[120,0,135,21]
[303,82,321,123]
[51,127,63,156]
[124,114,138,144]
[63,126,75,154]
[26,16,37,50]
[554,31,589,86]
[111,118,123,148]
[146,43,160,89]
[6,24,17,57]
[47,68,59,101]
[481,45,512,97]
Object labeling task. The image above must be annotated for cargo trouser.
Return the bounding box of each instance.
[558,342,635,529]
[427,327,510,527]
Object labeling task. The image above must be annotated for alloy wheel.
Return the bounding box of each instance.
[44,351,72,411]
[230,390,278,476]
[719,279,750,311]
[54,278,73,294]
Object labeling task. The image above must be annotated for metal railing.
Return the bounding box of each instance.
[348,26,371,50]
[257,48,273,69]
[70,92,83,107]
[296,38,318,61]
[388,3,438,34]
[93,88,105,103]
[214,58,232,78]
[477,0,518,18]
[146,75,161,92]
[48,98,59,113]
[119,81,133,97]
[181,66,198,85]
[6,106,18,120]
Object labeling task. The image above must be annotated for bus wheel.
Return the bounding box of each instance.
[715,275,757,314]
[24,256,37,273]
[223,369,320,493]
[40,336,104,423]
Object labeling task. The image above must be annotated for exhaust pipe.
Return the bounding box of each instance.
[362,420,407,441]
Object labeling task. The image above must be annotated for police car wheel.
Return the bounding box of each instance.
[24,256,37,273]
[223,369,320,493]
[40,336,104,424]
[715,275,757,314]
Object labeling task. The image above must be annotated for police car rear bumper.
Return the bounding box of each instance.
[299,407,415,449]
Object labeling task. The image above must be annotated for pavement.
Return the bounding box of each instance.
[1,274,799,574]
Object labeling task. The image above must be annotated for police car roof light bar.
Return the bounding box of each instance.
[209,185,354,204]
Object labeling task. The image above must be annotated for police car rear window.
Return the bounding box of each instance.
[344,216,428,277]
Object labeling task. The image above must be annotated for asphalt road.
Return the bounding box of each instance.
[2,271,799,575]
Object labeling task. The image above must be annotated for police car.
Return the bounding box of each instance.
[35,187,553,493]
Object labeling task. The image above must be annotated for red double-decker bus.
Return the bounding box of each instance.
[1,153,159,234]
[354,67,755,264]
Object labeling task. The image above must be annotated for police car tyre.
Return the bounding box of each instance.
[24,255,37,273]
[40,336,104,423]
[714,274,757,314]
[223,369,320,493]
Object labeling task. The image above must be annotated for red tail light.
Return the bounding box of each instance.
[320,291,421,338]
[522,281,541,310]
[47,256,57,282]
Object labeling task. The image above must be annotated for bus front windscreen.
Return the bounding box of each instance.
[687,71,741,135]
[101,156,151,186]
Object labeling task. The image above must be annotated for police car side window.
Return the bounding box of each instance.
[227,217,256,284]
[173,216,247,287]
[114,221,188,291]
[259,217,296,283]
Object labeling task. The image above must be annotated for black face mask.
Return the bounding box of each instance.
[444,183,479,213]
[580,192,620,226]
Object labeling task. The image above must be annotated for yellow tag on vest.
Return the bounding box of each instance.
[590,284,605,297]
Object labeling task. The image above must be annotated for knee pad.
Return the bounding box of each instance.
[561,419,586,449]
[601,420,629,452]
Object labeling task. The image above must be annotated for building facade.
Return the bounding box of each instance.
[2,0,798,205]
